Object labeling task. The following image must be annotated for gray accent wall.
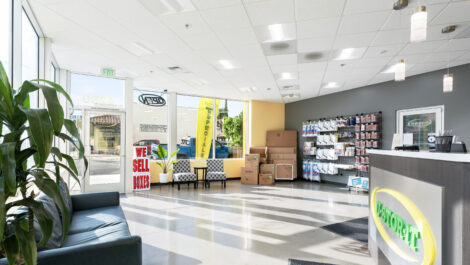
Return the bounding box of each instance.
[285,63,470,184]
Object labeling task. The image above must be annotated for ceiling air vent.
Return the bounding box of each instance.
[298,52,325,63]
[262,40,297,56]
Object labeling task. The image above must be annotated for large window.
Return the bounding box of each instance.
[0,0,12,79]
[70,73,125,109]
[133,90,168,159]
[216,99,244,158]
[22,9,39,107]
[176,95,246,160]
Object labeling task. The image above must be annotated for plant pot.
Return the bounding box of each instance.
[159,173,169,183]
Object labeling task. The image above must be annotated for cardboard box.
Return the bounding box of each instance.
[245,154,260,168]
[266,130,297,147]
[268,147,296,154]
[259,174,274,185]
[241,167,258,185]
[275,164,294,180]
[273,159,297,179]
[269,153,297,162]
[259,156,268,164]
[260,164,275,175]
[249,147,267,155]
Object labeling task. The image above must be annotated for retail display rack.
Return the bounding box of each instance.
[301,111,382,192]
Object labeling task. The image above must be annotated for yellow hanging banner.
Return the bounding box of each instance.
[196,98,219,159]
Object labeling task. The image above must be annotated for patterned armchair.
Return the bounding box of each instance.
[205,159,227,188]
[172,160,197,190]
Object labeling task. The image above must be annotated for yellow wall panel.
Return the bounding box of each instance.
[250,100,285,147]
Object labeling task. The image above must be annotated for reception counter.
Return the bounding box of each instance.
[368,150,470,265]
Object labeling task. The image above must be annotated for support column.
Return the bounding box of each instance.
[124,78,134,193]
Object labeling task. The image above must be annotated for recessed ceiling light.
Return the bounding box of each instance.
[218,59,237,69]
[441,25,457,34]
[322,82,342,89]
[282,93,300,99]
[333,48,367,61]
[268,24,285,42]
[239,87,257,93]
[160,0,195,13]
[277,72,297,81]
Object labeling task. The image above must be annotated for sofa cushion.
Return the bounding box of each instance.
[58,180,73,220]
[34,194,63,249]
[68,206,127,235]
[62,222,131,247]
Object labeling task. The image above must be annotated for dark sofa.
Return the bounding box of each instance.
[0,192,142,265]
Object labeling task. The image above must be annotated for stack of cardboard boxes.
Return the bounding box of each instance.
[241,147,275,185]
[267,131,297,180]
[241,130,298,184]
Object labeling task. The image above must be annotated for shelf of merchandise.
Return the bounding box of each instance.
[301,112,382,192]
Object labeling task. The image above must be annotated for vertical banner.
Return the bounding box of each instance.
[133,146,150,191]
[196,98,219,159]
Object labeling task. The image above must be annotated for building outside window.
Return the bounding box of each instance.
[22,9,39,108]
[216,99,245,158]
[0,0,12,80]
[133,90,168,159]
[177,95,246,160]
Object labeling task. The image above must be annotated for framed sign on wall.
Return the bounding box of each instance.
[396,105,444,150]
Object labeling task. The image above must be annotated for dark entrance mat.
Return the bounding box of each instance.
[288,259,335,265]
[321,217,368,243]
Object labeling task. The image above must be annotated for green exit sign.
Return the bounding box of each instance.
[102,68,115,77]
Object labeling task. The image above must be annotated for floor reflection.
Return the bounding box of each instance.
[122,180,374,265]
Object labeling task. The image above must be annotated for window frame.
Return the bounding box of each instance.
[175,93,248,160]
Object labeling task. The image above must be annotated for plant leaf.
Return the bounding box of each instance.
[31,170,70,242]
[18,107,54,167]
[0,61,14,120]
[32,79,73,108]
[10,198,53,248]
[16,148,36,167]
[63,119,88,173]
[0,166,5,243]
[3,233,19,265]
[40,85,64,135]
[61,153,78,175]
[0,142,17,193]
[50,147,63,161]
[13,219,37,265]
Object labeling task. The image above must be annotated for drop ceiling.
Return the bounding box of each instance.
[29,0,470,103]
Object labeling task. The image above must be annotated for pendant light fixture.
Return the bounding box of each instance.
[410,6,427,42]
[395,59,406,81]
[443,73,453,93]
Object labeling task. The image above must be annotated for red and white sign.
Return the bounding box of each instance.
[133,146,150,191]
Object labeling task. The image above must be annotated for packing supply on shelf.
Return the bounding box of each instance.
[316,134,338,145]
[316,148,338,160]
[303,141,316,155]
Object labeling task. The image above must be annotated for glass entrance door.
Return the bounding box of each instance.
[83,110,125,193]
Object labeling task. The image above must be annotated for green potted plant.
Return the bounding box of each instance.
[0,61,87,265]
[153,145,178,183]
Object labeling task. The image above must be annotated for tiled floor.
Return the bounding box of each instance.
[121,180,374,265]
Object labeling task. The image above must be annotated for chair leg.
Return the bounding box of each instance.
[177,183,180,190]
[224,180,226,188]
[194,182,197,189]
[172,180,174,187]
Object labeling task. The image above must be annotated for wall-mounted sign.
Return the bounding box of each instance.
[133,146,150,191]
[138,93,166,107]
[101,67,115,77]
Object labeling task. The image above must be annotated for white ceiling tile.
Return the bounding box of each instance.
[382,4,447,31]
[431,1,470,25]
[216,28,258,48]
[245,0,295,26]
[297,17,341,39]
[343,0,392,15]
[400,40,447,55]
[298,62,327,73]
[424,50,468,63]
[333,32,376,49]
[160,12,212,36]
[200,5,251,30]
[270,64,298,74]
[372,29,409,46]
[363,44,405,58]
[228,44,265,60]
[267,54,298,66]
[254,23,296,43]
[192,0,240,10]
[355,57,393,67]
[181,33,225,50]
[338,11,391,35]
[294,0,346,21]
[297,37,334,53]
[437,38,470,52]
